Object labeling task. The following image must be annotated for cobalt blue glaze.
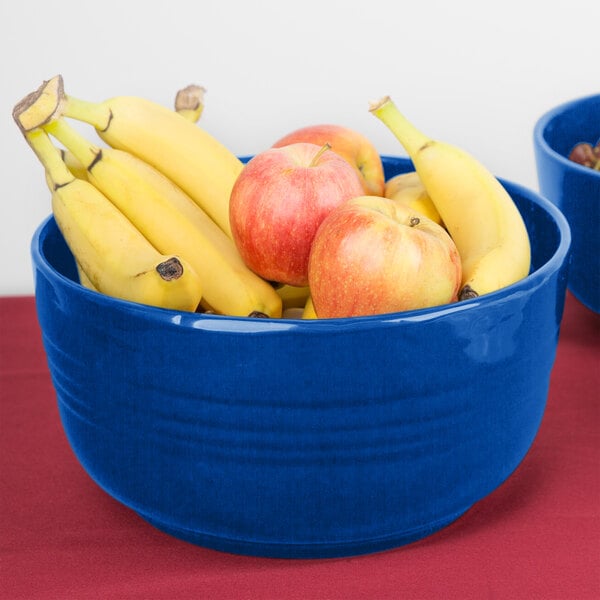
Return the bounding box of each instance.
[31,157,570,558]
[534,93,600,313]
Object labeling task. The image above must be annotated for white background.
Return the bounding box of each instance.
[1,0,598,296]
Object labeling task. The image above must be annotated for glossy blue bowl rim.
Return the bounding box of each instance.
[31,156,571,332]
[533,93,600,178]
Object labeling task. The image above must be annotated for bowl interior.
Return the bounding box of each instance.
[535,93,600,172]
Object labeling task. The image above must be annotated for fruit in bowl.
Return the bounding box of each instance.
[308,195,461,318]
[229,142,365,287]
[568,139,600,170]
[272,123,386,196]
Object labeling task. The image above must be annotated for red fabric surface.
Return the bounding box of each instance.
[1,293,599,600]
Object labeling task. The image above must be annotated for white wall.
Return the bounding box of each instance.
[1,0,598,296]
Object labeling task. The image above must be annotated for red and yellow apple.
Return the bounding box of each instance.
[229,142,364,287]
[272,124,385,196]
[308,195,462,318]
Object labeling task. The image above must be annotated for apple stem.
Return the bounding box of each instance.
[409,217,421,227]
[309,143,332,167]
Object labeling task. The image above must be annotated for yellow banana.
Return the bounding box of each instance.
[274,284,311,310]
[302,296,318,319]
[44,117,281,318]
[58,83,205,180]
[170,89,308,312]
[370,96,531,299]
[43,168,95,291]
[59,148,88,180]
[76,261,97,290]
[58,75,242,238]
[384,171,443,225]
[23,128,203,311]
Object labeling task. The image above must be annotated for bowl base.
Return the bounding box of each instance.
[137,507,472,559]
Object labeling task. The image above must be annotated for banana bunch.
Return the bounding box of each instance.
[370,96,531,300]
[26,128,203,311]
[13,75,282,317]
[13,76,531,320]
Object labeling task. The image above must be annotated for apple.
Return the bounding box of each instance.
[272,124,385,196]
[229,142,365,287]
[308,195,462,318]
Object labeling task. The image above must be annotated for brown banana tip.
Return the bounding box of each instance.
[458,285,479,301]
[175,84,206,112]
[156,257,184,281]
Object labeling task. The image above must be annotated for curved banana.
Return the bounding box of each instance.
[44,117,282,318]
[60,83,206,181]
[43,169,96,291]
[370,96,531,299]
[24,129,203,311]
[59,76,242,238]
[173,89,309,314]
[384,171,442,225]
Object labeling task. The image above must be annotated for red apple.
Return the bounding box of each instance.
[229,142,364,286]
[272,124,385,196]
[308,195,462,318]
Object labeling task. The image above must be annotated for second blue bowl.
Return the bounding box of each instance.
[534,93,600,312]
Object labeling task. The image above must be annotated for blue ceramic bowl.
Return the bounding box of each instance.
[534,93,600,313]
[31,157,570,559]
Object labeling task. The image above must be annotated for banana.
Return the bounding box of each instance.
[370,96,531,299]
[58,75,242,238]
[43,168,95,291]
[59,148,88,180]
[384,171,443,225]
[23,129,203,311]
[76,261,97,290]
[44,117,282,318]
[302,296,318,319]
[274,284,311,310]
[171,88,309,312]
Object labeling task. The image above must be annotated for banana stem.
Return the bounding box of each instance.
[63,94,112,131]
[25,129,75,188]
[175,84,206,123]
[44,119,99,171]
[369,96,430,158]
[12,75,65,133]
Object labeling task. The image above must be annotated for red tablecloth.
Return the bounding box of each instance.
[1,293,599,600]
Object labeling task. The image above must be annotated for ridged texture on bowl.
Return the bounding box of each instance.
[31,157,570,558]
[534,94,600,313]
